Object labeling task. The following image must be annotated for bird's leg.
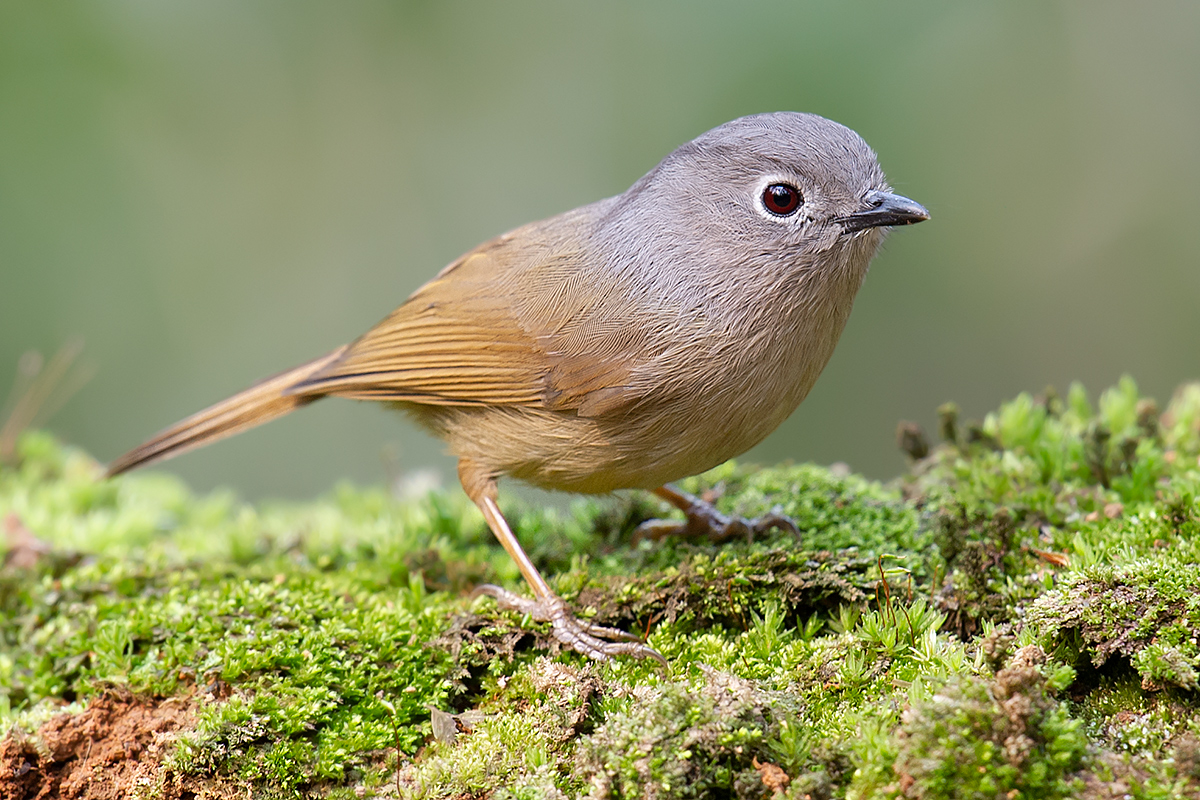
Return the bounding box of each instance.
[458,459,665,666]
[633,484,798,543]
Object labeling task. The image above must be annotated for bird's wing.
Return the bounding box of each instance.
[288,217,668,417]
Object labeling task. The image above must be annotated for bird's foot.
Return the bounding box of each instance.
[472,584,666,667]
[634,489,798,544]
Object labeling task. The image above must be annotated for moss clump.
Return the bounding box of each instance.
[1030,558,1200,690]
[675,461,926,559]
[574,667,777,799]
[0,431,486,793]
[853,646,1088,800]
[581,547,875,632]
[909,380,1200,645]
[403,660,785,799]
[4,378,1200,798]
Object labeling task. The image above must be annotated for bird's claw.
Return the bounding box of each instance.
[633,500,798,544]
[472,584,666,668]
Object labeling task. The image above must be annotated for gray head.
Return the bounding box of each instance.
[599,112,927,280]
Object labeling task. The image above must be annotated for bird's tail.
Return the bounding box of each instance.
[105,346,347,477]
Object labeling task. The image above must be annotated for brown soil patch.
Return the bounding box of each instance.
[0,691,210,800]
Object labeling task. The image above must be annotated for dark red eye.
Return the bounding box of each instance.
[762,183,802,216]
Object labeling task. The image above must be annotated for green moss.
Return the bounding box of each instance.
[0,433,484,792]
[850,647,1088,800]
[677,461,926,557]
[4,379,1200,798]
[1030,558,1200,690]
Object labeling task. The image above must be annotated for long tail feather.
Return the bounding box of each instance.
[105,346,348,477]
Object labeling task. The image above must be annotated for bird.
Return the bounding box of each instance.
[107,112,928,664]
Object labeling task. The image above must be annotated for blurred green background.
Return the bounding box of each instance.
[2,1,1198,499]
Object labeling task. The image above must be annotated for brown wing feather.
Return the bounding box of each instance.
[291,216,655,415]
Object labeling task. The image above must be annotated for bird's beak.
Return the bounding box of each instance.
[836,190,930,232]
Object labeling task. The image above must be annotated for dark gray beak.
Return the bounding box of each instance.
[836,190,929,232]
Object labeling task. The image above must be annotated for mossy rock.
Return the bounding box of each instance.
[2,377,1200,798]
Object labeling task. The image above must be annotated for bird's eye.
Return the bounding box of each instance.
[761,183,802,216]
